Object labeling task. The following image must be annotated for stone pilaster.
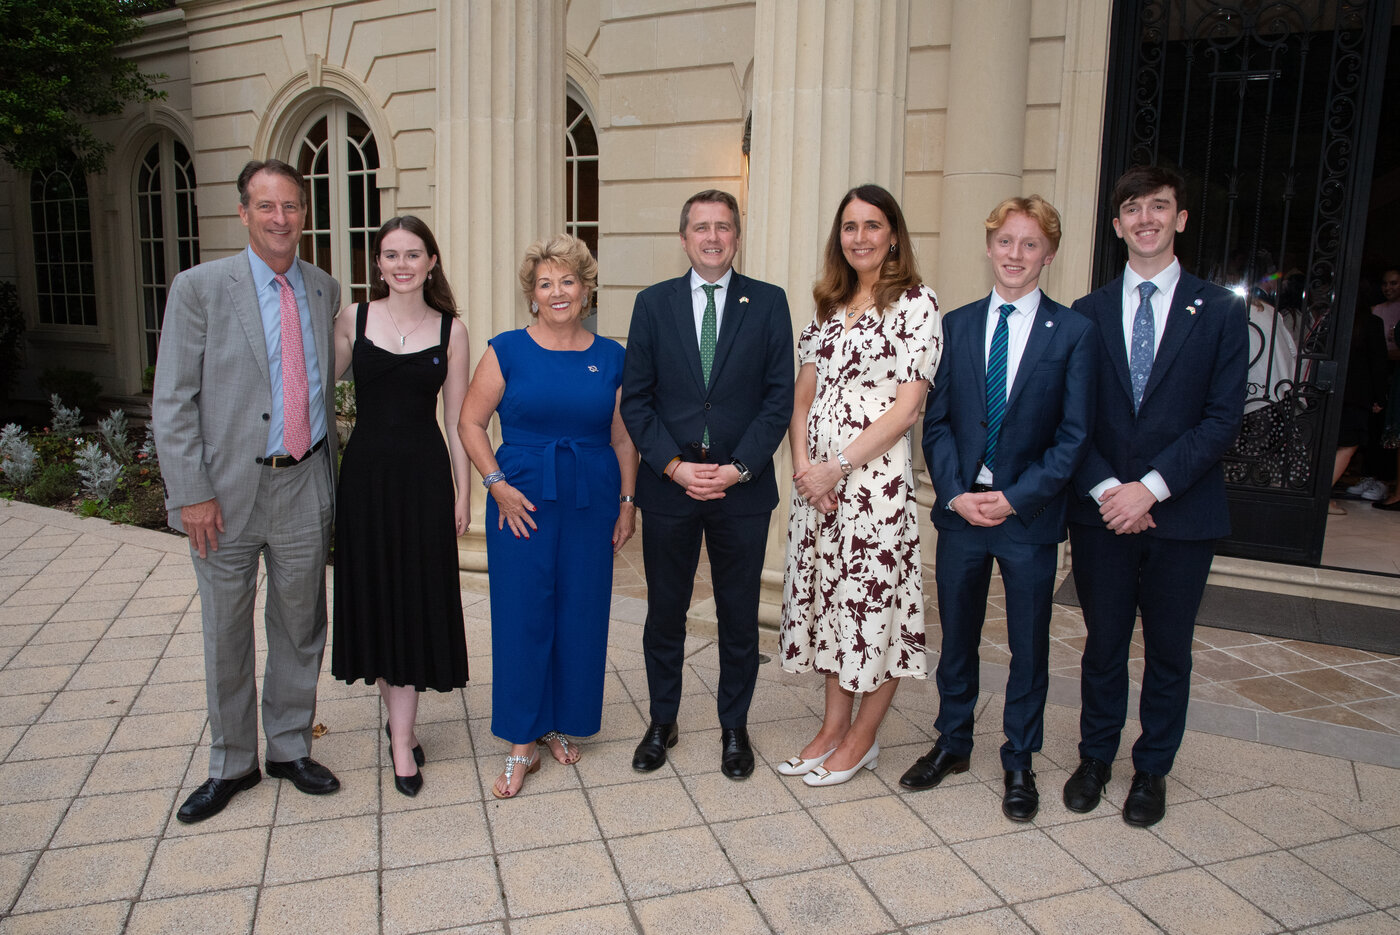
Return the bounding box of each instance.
[437,0,566,573]
[937,0,1031,311]
[742,0,911,627]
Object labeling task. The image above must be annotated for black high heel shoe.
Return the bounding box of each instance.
[385,723,426,767]
[390,748,423,797]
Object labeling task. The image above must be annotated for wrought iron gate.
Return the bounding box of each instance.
[1097,0,1394,564]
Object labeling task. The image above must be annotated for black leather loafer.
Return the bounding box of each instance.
[1002,769,1039,822]
[1123,771,1167,827]
[1063,757,1112,813]
[266,757,340,795]
[386,723,425,767]
[898,746,970,790]
[176,769,261,824]
[632,722,678,772]
[720,727,754,779]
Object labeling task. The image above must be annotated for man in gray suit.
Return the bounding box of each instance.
[154,159,341,823]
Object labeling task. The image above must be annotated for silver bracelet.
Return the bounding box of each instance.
[836,451,854,476]
[619,494,636,503]
[482,470,506,488]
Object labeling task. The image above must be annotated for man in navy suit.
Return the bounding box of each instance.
[1063,166,1247,826]
[899,196,1096,821]
[621,190,794,779]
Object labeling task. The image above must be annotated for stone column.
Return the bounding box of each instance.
[937,0,1031,310]
[742,0,911,627]
[437,0,566,575]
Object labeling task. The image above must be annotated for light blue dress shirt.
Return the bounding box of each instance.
[246,246,327,458]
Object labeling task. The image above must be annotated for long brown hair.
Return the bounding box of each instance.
[812,184,921,324]
[368,216,459,317]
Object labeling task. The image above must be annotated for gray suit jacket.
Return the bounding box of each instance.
[153,250,341,541]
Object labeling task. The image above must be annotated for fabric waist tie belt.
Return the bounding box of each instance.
[501,430,611,508]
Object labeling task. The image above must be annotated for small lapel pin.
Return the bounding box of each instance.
[587,365,599,373]
[1044,321,1053,328]
[739,296,749,304]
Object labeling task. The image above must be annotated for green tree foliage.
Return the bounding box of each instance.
[0,0,167,173]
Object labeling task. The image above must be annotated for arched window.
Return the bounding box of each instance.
[565,89,599,259]
[31,157,96,327]
[135,135,201,368]
[295,103,381,303]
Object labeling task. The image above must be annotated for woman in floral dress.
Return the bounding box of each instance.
[779,184,942,787]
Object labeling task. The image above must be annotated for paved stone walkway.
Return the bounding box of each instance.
[2,499,1398,934]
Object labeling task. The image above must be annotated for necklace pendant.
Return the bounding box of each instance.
[400,335,406,347]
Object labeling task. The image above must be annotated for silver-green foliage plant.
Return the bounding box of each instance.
[49,393,81,437]
[139,423,157,462]
[98,409,134,463]
[0,423,38,486]
[74,439,122,501]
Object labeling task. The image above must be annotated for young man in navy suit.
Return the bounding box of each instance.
[900,196,1096,821]
[621,190,794,779]
[1064,166,1247,826]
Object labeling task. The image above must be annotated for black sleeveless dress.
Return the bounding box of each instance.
[331,302,468,691]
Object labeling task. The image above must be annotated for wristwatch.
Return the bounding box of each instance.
[731,460,752,483]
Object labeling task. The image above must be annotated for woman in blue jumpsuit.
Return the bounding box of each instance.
[459,234,638,799]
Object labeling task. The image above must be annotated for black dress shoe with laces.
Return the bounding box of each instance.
[1122,771,1167,827]
[1063,757,1112,813]
[176,769,261,824]
[898,746,970,790]
[266,757,340,795]
[1002,769,1039,822]
[720,727,754,779]
[631,721,678,772]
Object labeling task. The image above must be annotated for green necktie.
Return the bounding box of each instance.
[700,283,718,447]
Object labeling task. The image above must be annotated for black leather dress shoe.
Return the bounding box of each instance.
[1123,771,1167,827]
[386,723,425,767]
[266,757,340,795]
[898,746,970,790]
[1002,769,1039,822]
[632,722,678,772]
[176,769,261,824]
[1063,757,1112,813]
[720,727,754,779]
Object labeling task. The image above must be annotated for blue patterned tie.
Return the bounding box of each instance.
[700,283,718,447]
[1130,281,1157,411]
[983,303,1014,472]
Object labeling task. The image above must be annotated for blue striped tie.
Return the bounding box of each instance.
[983,303,1014,472]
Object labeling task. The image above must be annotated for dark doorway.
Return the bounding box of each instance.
[1097,0,1395,565]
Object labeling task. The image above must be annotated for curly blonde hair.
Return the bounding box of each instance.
[518,234,599,316]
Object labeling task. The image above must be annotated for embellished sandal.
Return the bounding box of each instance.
[537,731,581,765]
[491,751,541,800]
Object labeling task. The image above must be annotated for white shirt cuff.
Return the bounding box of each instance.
[1089,478,1121,503]
[1140,470,1170,502]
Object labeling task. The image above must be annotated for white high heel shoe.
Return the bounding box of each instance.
[776,747,837,776]
[802,742,879,786]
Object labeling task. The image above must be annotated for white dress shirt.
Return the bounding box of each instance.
[976,288,1040,485]
[689,267,734,344]
[1089,259,1182,504]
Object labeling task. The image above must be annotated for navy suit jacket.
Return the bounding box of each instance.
[621,272,794,517]
[1069,270,1248,540]
[923,292,1097,544]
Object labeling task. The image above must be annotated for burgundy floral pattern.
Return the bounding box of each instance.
[780,284,942,692]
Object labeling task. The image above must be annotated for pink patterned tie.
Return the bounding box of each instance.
[275,273,311,460]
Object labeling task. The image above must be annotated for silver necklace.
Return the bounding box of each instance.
[388,307,428,346]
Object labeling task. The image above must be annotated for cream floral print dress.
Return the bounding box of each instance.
[780,284,942,693]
